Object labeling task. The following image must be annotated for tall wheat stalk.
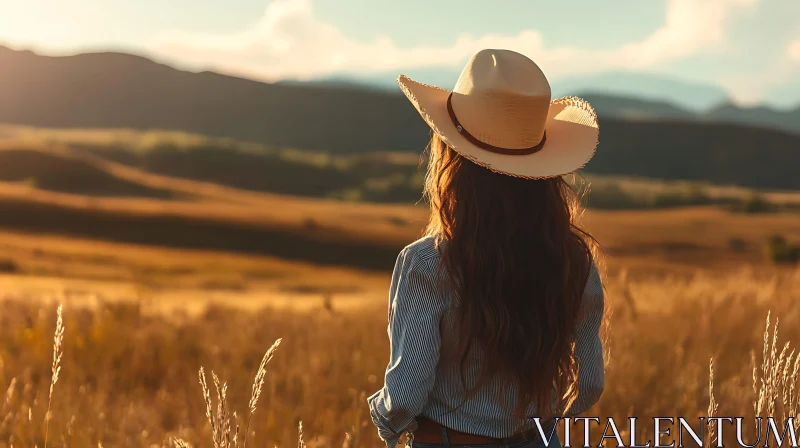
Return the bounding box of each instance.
[212,372,230,447]
[704,312,800,446]
[199,367,218,444]
[44,304,64,448]
[244,338,282,448]
[177,338,282,448]
[707,358,719,447]
[723,311,800,448]
[752,312,794,419]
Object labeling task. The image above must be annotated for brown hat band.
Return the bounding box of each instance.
[446,93,547,156]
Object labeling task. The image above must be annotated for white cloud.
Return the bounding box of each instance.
[147,0,759,82]
[610,0,758,66]
[710,36,800,106]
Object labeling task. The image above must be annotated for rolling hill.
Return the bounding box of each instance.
[0,142,424,270]
[0,142,797,273]
[4,126,800,213]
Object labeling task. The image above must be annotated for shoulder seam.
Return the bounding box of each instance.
[404,235,440,262]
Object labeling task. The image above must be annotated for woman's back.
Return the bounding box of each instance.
[368,236,605,447]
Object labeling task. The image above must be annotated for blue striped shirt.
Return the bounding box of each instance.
[367,235,605,448]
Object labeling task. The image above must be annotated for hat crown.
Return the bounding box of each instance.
[450,49,552,150]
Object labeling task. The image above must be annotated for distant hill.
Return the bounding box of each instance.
[705,102,800,135]
[1,46,800,191]
[288,71,800,135]
[574,93,800,135]
[576,93,695,121]
[554,71,732,111]
[288,69,733,112]
[584,119,800,191]
[0,46,425,154]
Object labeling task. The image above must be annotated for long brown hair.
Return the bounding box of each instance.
[423,134,597,420]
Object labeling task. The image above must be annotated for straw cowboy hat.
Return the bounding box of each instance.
[398,49,599,179]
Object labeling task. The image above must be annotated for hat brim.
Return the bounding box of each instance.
[397,75,599,179]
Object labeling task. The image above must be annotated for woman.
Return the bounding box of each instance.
[367,49,605,448]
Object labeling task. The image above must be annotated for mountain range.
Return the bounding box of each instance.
[1,45,799,191]
[287,69,734,111]
[286,73,800,135]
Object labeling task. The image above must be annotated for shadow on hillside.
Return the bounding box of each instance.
[0,149,182,198]
[0,197,401,271]
[80,143,425,203]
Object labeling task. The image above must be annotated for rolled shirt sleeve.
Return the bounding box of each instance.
[567,261,606,416]
[368,245,446,448]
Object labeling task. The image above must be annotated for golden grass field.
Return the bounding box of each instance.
[0,207,797,447]
[1,248,799,448]
[0,127,798,447]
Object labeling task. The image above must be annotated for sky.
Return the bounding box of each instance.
[1,0,799,107]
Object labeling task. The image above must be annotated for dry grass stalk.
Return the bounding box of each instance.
[44,303,64,448]
[749,311,800,436]
[298,421,307,448]
[173,438,191,448]
[754,313,787,418]
[195,339,281,448]
[787,353,800,424]
[199,367,218,444]
[754,313,771,417]
[233,411,240,448]
[4,377,16,407]
[781,349,795,423]
[199,368,235,448]
[249,338,282,413]
[707,358,719,447]
[244,338,282,448]
[212,372,230,447]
